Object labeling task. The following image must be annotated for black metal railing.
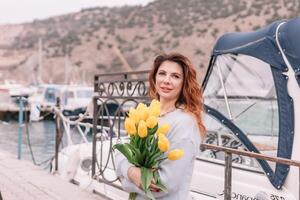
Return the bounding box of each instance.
[92,70,150,181]
[201,143,300,200]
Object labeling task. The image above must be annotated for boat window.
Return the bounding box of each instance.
[45,88,57,103]
[37,87,44,95]
[76,90,93,98]
[202,54,278,169]
[200,114,260,169]
[67,91,75,98]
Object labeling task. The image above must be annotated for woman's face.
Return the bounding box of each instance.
[155,61,184,103]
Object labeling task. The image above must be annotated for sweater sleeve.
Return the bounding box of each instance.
[115,150,133,180]
[154,138,197,198]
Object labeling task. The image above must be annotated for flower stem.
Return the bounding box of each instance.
[129,192,137,200]
[156,157,167,163]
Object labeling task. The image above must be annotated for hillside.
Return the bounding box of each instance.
[0,0,299,84]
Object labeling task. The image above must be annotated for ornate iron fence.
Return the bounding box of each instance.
[91,70,150,181]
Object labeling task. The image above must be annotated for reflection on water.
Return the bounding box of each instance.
[0,120,90,167]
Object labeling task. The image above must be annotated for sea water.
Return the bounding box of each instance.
[0,120,90,168]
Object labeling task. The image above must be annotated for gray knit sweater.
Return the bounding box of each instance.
[115,108,201,200]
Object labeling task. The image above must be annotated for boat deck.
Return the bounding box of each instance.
[0,151,107,200]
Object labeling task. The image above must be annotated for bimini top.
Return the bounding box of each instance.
[213,17,300,85]
[205,17,300,189]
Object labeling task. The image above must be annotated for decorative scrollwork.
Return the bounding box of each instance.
[92,71,150,183]
[95,72,149,98]
[202,132,254,166]
[97,83,106,96]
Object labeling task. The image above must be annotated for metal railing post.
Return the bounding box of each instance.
[17,97,24,160]
[92,96,97,177]
[55,97,61,171]
[224,152,232,200]
[201,143,300,200]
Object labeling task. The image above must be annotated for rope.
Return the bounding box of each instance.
[24,111,55,167]
[53,107,89,125]
[26,101,123,183]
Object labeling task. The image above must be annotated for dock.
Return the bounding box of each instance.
[0,151,106,200]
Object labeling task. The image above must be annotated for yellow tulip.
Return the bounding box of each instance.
[136,103,149,121]
[138,120,148,138]
[148,99,161,117]
[124,118,136,136]
[156,124,170,135]
[146,116,158,128]
[157,135,170,152]
[168,149,184,161]
[128,108,139,124]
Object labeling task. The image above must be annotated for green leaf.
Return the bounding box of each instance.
[141,167,153,191]
[125,143,142,166]
[145,135,154,150]
[139,137,146,151]
[131,135,138,147]
[113,143,140,166]
[147,151,163,167]
[153,170,167,193]
[148,124,158,135]
[127,143,141,156]
[140,148,147,164]
[155,181,167,193]
[130,137,135,146]
[113,144,134,163]
[150,137,158,153]
[136,136,140,148]
[153,169,159,181]
[128,192,137,200]
[145,188,156,200]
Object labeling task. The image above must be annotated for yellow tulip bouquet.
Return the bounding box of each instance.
[113,99,184,200]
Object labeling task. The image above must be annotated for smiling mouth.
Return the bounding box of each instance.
[160,87,172,92]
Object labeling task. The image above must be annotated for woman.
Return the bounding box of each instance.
[115,53,206,200]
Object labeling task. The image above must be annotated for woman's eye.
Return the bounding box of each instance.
[158,72,166,76]
[172,74,180,79]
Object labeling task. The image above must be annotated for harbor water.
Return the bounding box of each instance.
[0,120,90,168]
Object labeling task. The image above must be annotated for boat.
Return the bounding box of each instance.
[28,84,93,120]
[0,83,35,121]
[52,17,300,200]
[61,85,94,116]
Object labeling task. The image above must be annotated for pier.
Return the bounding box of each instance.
[0,150,106,200]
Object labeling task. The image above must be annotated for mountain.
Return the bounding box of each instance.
[0,0,299,84]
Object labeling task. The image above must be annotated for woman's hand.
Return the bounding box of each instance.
[150,181,161,192]
[128,166,142,187]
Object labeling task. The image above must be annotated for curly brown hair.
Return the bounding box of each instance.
[148,53,206,138]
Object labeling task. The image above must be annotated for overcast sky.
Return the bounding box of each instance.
[0,0,154,25]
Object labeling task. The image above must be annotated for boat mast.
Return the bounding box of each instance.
[37,38,44,84]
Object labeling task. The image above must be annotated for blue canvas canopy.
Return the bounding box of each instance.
[204,17,300,189]
[278,17,300,86]
[213,17,300,85]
